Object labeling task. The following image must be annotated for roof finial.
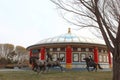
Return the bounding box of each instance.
[68,28,71,33]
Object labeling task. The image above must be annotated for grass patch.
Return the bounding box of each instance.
[0,70,112,80]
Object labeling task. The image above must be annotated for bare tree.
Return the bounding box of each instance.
[0,44,3,59]
[51,0,120,80]
[1,44,14,59]
[8,51,17,62]
[15,46,28,66]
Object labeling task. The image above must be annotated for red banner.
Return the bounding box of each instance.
[94,47,98,64]
[40,47,45,60]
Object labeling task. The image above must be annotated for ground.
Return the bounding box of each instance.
[0,69,112,80]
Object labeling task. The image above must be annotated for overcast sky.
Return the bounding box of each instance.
[0,0,95,48]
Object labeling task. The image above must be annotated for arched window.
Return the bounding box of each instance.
[81,53,86,61]
[107,55,109,62]
[103,55,106,62]
[59,53,65,62]
[73,53,79,62]
[99,55,102,62]
[52,53,58,61]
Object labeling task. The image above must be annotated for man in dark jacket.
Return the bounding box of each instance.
[89,56,94,62]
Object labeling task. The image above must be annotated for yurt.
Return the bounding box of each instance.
[27,28,112,69]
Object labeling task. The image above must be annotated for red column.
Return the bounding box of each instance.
[40,47,45,60]
[30,49,32,58]
[94,47,99,64]
[66,45,72,69]
[108,50,112,68]
[29,49,34,68]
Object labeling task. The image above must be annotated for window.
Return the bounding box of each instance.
[107,56,109,62]
[52,53,58,61]
[101,50,104,53]
[99,55,102,62]
[77,48,81,51]
[53,48,57,51]
[46,48,49,52]
[59,53,65,62]
[81,48,86,52]
[81,53,86,61]
[89,48,93,52]
[32,49,40,53]
[73,53,79,62]
[73,47,77,51]
[86,48,89,51]
[57,48,60,51]
[61,47,65,51]
[50,48,53,51]
[98,49,101,53]
[31,49,39,58]
[103,55,106,62]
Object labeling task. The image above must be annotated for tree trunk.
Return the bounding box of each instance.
[113,57,120,80]
[112,46,120,80]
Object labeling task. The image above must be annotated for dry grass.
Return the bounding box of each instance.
[0,70,112,80]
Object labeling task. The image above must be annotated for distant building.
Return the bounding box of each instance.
[27,28,112,69]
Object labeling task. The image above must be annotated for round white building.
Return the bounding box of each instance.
[27,28,112,69]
